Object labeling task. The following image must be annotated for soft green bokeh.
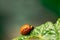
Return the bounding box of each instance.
[41,0,60,16]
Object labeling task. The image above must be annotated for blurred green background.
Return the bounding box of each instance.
[0,0,60,40]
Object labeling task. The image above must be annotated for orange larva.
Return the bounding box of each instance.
[20,24,33,35]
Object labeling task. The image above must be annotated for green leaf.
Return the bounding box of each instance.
[13,18,60,40]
